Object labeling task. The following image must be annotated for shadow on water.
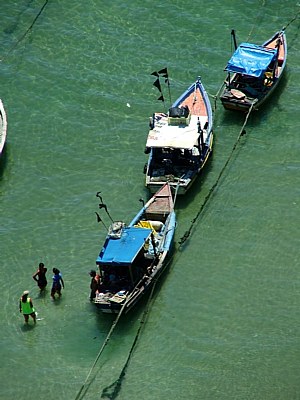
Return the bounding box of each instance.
[3,0,34,35]
[0,145,8,180]
[87,246,177,399]
[252,72,289,122]
[20,322,36,332]
[37,289,48,300]
[285,17,300,49]
[164,71,291,257]
[51,296,64,306]
[175,150,215,211]
[219,71,289,130]
[99,249,178,399]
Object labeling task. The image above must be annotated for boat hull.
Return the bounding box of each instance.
[146,132,213,195]
[0,100,8,156]
[220,30,287,112]
[93,183,176,314]
[145,77,213,194]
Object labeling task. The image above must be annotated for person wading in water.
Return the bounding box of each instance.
[19,291,36,324]
[51,268,65,300]
[32,262,48,291]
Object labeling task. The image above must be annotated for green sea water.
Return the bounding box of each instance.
[0,1,299,399]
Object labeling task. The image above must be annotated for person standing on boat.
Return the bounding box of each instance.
[19,291,36,324]
[32,262,48,291]
[51,268,65,299]
[89,269,101,300]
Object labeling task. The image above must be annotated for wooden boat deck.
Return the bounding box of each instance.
[181,86,208,117]
[265,32,286,77]
[146,184,173,215]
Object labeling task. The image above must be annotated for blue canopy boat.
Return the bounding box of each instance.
[144,77,213,195]
[93,183,176,314]
[220,29,287,112]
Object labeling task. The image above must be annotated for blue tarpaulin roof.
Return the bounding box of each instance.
[225,43,277,77]
[96,227,152,266]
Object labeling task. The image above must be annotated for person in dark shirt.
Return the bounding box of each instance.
[89,269,102,301]
[32,262,48,291]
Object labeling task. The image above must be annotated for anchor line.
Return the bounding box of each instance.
[246,0,266,42]
[282,9,300,31]
[100,280,159,399]
[73,247,178,400]
[178,102,255,248]
[74,299,128,400]
[1,0,49,62]
[200,8,300,243]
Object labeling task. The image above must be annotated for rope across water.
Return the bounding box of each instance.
[178,101,255,248]
[73,254,177,400]
[0,0,49,62]
[181,7,300,249]
[74,300,129,400]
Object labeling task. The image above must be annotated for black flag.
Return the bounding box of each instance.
[95,212,108,229]
[159,67,171,101]
[153,78,162,92]
[151,71,159,77]
[159,68,169,84]
[158,67,168,78]
[99,203,108,212]
[98,203,114,222]
[95,212,102,223]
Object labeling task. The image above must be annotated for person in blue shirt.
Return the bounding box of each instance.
[51,268,65,299]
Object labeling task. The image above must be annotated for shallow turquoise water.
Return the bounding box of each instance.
[0,1,299,399]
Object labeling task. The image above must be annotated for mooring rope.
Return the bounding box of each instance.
[178,101,255,248]
[100,279,159,399]
[73,245,180,400]
[198,9,300,251]
[0,0,49,62]
[74,300,129,400]
[282,8,300,31]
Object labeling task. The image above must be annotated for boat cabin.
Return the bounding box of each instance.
[225,43,278,95]
[95,210,168,294]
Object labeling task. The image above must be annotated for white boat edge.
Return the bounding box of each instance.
[0,99,8,156]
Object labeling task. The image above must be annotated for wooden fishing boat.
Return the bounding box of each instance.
[93,182,176,314]
[0,100,8,156]
[144,77,213,195]
[220,29,287,112]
